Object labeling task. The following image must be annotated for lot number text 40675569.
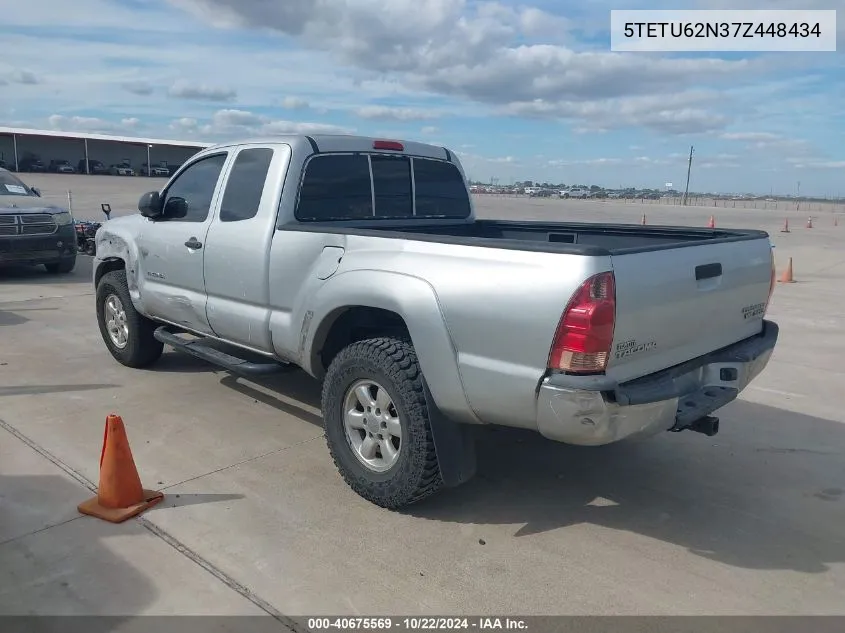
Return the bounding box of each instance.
[307,617,529,631]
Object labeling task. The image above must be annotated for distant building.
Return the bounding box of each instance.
[0,126,211,175]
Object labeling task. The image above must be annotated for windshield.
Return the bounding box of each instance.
[0,171,36,197]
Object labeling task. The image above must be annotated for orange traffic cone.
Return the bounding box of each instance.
[707,215,715,228]
[77,414,163,523]
[778,257,795,283]
[807,217,813,228]
[641,213,647,225]
[781,218,790,233]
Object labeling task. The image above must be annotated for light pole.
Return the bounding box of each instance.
[682,145,694,206]
[147,144,153,176]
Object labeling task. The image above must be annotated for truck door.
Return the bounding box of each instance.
[203,143,289,352]
[135,151,229,334]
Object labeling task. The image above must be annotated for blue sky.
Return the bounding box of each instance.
[1,0,843,195]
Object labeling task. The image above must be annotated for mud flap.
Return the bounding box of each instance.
[422,380,477,488]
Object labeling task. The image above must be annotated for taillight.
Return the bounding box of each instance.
[765,249,776,314]
[548,271,616,374]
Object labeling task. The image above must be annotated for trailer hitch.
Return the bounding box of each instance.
[670,415,720,437]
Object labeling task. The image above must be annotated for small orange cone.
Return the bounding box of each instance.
[781,218,790,233]
[641,213,647,225]
[778,257,795,283]
[807,217,813,228]
[77,414,163,523]
[708,215,715,228]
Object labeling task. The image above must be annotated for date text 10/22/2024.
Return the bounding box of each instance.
[307,618,529,631]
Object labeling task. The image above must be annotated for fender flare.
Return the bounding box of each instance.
[305,269,479,487]
[93,228,145,313]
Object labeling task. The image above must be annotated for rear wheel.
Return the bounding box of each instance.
[96,269,163,368]
[321,336,443,509]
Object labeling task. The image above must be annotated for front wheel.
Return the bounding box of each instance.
[45,257,76,274]
[321,336,443,509]
[96,269,163,368]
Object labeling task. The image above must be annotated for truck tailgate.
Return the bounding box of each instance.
[606,237,774,383]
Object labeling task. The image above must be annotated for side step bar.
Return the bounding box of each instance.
[153,327,290,377]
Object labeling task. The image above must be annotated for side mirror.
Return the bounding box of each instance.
[30,187,41,197]
[163,196,188,219]
[138,191,162,218]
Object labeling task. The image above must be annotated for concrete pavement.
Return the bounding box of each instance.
[1,185,844,617]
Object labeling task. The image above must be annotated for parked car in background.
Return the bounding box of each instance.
[561,188,590,199]
[0,168,77,273]
[92,134,778,509]
[110,163,135,176]
[141,163,171,177]
[78,159,108,175]
[18,157,46,173]
[48,159,76,174]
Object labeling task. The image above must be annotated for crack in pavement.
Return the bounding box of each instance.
[0,416,301,631]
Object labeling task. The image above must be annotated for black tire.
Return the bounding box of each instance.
[322,336,443,509]
[44,257,76,274]
[84,241,96,256]
[96,269,163,368]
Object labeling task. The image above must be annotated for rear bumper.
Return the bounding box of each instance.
[536,320,779,446]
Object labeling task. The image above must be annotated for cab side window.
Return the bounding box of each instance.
[161,153,227,223]
[219,148,274,222]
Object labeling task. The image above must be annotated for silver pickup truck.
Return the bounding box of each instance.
[92,134,779,509]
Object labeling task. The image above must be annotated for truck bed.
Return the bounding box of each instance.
[288,216,775,387]
[293,219,766,256]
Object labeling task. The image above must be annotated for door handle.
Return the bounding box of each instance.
[695,262,722,280]
[185,238,203,249]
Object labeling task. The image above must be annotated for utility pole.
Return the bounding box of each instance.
[797,181,801,211]
[682,145,694,206]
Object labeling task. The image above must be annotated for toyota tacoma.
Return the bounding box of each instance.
[91,135,779,509]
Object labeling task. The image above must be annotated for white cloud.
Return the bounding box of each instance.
[169,108,353,139]
[420,126,438,135]
[48,114,142,133]
[457,151,518,165]
[719,132,781,142]
[354,105,438,121]
[281,96,309,109]
[170,117,199,133]
[506,91,730,134]
[167,79,237,102]
[719,131,815,154]
[793,161,845,169]
[168,0,761,132]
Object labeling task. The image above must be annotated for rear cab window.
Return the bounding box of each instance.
[295,152,470,221]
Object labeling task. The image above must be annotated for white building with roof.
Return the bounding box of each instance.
[0,126,211,175]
